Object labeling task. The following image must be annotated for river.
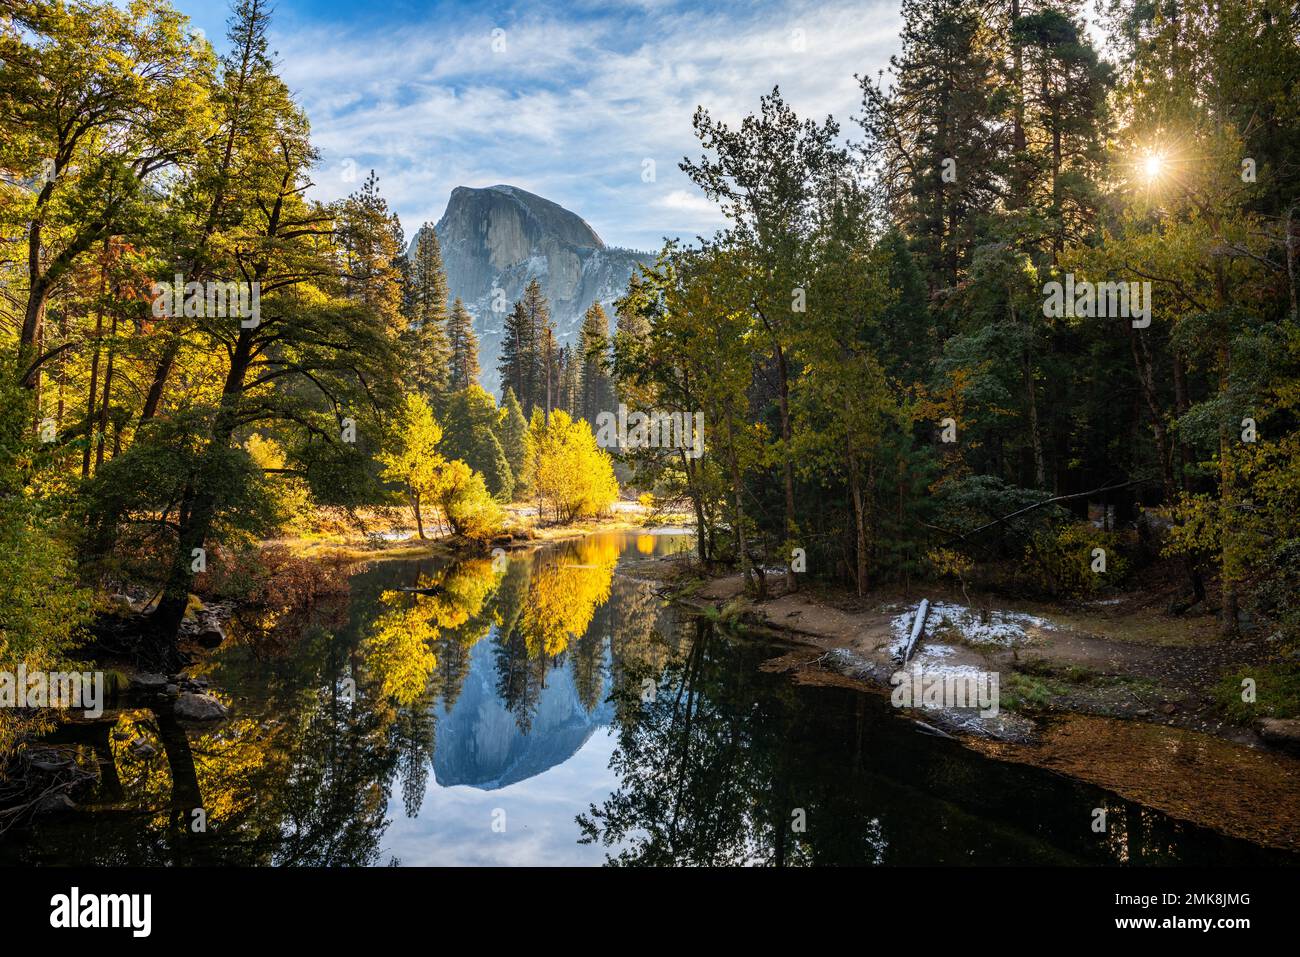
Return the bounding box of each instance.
[2,529,1294,866]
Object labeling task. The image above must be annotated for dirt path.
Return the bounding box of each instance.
[681,571,1300,850]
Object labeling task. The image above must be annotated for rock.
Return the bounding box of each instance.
[128,738,157,758]
[35,792,76,814]
[1135,708,1153,717]
[108,593,135,614]
[174,692,229,721]
[420,186,652,396]
[163,683,179,696]
[30,754,71,772]
[195,619,226,649]
[130,673,169,693]
[1258,718,1300,753]
[1160,703,1177,715]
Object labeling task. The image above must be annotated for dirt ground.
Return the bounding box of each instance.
[674,567,1300,851]
[692,571,1276,744]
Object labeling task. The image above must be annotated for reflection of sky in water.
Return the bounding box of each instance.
[379,636,621,866]
[381,727,622,866]
[375,531,690,866]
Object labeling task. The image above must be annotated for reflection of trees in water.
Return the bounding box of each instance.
[580,619,787,865]
[20,558,512,865]
[580,619,1300,867]
[392,686,437,819]
[585,617,1077,866]
[519,536,619,658]
[18,535,1289,867]
[17,534,771,866]
[365,558,502,707]
[489,536,620,731]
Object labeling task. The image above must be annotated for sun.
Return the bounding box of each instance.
[1141,151,1167,183]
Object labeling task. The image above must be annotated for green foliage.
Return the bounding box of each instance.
[401,224,451,396]
[0,370,92,757]
[1024,522,1129,599]
[440,386,513,501]
[1215,664,1300,723]
[496,388,530,497]
[446,297,481,392]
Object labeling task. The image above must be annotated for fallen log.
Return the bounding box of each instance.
[901,598,930,664]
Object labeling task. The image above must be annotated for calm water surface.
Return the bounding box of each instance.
[3,530,1295,866]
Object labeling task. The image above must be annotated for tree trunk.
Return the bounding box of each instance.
[773,341,798,593]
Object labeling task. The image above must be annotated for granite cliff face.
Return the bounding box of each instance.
[413,185,651,396]
[432,637,614,790]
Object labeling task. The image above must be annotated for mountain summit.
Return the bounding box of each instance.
[414,185,651,395]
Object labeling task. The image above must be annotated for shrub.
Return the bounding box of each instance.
[1024,522,1128,598]
[436,460,504,542]
[528,410,619,523]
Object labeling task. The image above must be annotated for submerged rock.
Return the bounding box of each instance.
[174,693,229,721]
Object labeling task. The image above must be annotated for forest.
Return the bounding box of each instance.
[611,0,1300,643]
[2,0,1300,795]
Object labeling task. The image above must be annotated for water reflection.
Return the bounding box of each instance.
[2,530,1296,866]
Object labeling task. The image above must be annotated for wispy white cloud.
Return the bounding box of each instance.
[225,0,903,249]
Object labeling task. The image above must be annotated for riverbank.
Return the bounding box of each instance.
[265,500,691,563]
[666,562,1300,851]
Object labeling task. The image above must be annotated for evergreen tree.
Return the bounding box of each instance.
[556,343,578,416]
[337,170,405,335]
[402,224,451,396]
[859,0,1005,291]
[447,296,481,391]
[441,385,514,501]
[496,387,530,497]
[577,301,615,423]
[538,310,558,415]
[498,299,533,412]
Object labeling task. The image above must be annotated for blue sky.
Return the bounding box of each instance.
[175,0,905,250]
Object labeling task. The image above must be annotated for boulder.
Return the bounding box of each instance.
[108,593,135,615]
[1258,718,1300,754]
[35,792,76,814]
[195,619,226,649]
[174,692,229,721]
[129,672,170,693]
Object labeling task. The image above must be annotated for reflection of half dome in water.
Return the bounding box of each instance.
[432,637,613,790]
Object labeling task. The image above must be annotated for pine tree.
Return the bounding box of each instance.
[497,388,529,497]
[517,279,553,415]
[402,224,451,396]
[447,296,481,391]
[338,170,406,335]
[441,386,514,501]
[498,299,533,412]
[556,344,578,416]
[539,320,558,415]
[577,302,615,424]
[859,0,1005,291]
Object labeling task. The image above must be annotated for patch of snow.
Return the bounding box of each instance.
[889,601,1051,656]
